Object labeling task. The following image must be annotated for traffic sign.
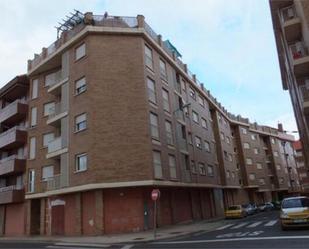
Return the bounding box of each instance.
[151,189,160,201]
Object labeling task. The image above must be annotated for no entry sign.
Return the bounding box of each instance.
[151,189,160,201]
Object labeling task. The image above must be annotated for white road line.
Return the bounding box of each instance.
[120,245,134,249]
[231,222,249,229]
[264,220,278,226]
[47,246,103,249]
[247,221,263,228]
[152,236,309,245]
[52,242,110,248]
[215,224,234,230]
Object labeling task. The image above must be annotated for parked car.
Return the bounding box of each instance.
[280,196,309,230]
[250,203,259,213]
[258,202,274,212]
[272,200,282,210]
[242,204,255,215]
[225,205,247,219]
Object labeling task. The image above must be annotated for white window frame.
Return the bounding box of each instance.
[31,107,37,127]
[43,132,55,148]
[28,169,35,193]
[168,154,177,179]
[75,153,88,172]
[75,43,86,61]
[150,112,159,139]
[147,77,157,104]
[32,79,38,99]
[75,113,87,132]
[153,151,162,179]
[42,165,54,181]
[75,77,87,95]
[29,137,36,160]
[43,102,55,117]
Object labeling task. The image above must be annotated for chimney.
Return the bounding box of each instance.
[278,123,283,132]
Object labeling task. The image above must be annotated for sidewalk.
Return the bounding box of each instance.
[0,218,226,245]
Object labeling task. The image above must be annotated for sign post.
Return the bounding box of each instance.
[151,189,160,240]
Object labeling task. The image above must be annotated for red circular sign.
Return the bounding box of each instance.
[151,189,160,201]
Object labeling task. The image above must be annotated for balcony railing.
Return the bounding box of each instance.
[299,85,309,102]
[46,175,61,191]
[47,137,63,154]
[0,126,27,150]
[0,155,26,176]
[0,99,28,124]
[0,185,24,204]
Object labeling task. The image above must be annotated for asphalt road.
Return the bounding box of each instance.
[0,211,308,249]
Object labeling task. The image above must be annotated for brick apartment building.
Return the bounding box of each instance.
[0,75,29,236]
[0,12,301,236]
[293,140,309,190]
[270,0,309,188]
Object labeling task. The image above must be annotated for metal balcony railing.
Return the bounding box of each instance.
[46,175,61,191]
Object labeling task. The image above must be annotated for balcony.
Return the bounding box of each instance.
[299,85,309,113]
[48,75,69,95]
[45,174,68,191]
[0,100,28,125]
[289,42,309,77]
[0,126,27,150]
[0,185,24,204]
[46,137,68,159]
[280,5,301,42]
[0,155,26,177]
[46,102,68,126]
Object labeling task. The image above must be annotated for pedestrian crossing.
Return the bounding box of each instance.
[216,219,278,231]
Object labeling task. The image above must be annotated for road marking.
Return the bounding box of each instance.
[50,242,110,248]
[264,220,278,226]
[247,221,263,228]
[216,231,263,239]
[231,222,249,229]
[120,245,134,249]
[47,247,105,249]
[152,235,309,245]
[215,224,234,230]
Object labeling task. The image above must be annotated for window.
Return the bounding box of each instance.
[75,113,87,132]
[226,136,231,144]
[276,164,281,170]
[168,155,177,179]
[279,177,284,184]
[244,142,250,149]
[241,127,247,134]
[251,134,257,140]
[201,118,208,129]
[256,163,263,169]
[192,111,199,123]
[188,132,193,144]
[254,148,259,154]
[271,138,276,144]
[76,153,87,172]
[198,95,204,107]
[181,79,186,92]
[195,136,202,149]
[29,137,36,160]
[259,178,266,185]
[145,45,153,69]
[42,165,54,181]
[231,172,235,179]
[32,79,38,99]
[220,132,225,141]
[28,169,35,193]
[224,151,228,160]
[147,77,156,104]
[159,59,167,79]
[204,141,211,152]
[274,151,279,157]
[43,102,55,116]
[226,170,230,178]
[43,133,54,148]
[228,153,233,162]
[165,120,173,145]
[150,113,159,139]
[189,87,196,99]
[198,163,206,175]
[191,160,197,174]
[153,151,162,178]
[249,173,256,181]
[31,107,37,127]
[75,43,86,61]
[162,89,170,112]
[246,158,253,165]
[75,77,86,95]
[207,165,214,176]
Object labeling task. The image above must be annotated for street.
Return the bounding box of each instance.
[0,211,308,249]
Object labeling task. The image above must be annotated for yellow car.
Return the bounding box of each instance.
[280,196,309,230]
[225,205,247,219]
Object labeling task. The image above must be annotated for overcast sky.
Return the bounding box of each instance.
[0,0,298,136]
